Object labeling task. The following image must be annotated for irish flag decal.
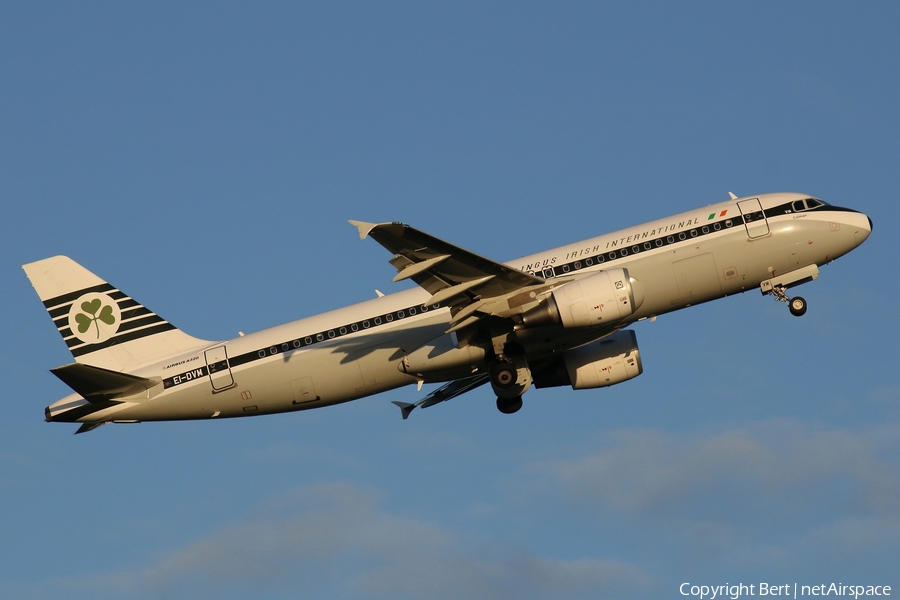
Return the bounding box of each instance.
[708,209,729,220]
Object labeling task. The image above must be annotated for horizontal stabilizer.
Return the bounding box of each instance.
[75,421,110,435]
[51,363,160,402]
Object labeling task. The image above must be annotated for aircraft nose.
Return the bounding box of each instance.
[853,211,872,246]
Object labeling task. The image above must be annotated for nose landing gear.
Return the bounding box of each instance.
[771,285,807,317]
[788,296,807,317]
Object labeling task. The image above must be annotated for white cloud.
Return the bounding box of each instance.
[511,418,900,572]
[32,483,653,600]
[520,419,900,520]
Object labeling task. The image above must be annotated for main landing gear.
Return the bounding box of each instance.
[496,396,523,414]
[771,285,807,317]
[489,357,530,415]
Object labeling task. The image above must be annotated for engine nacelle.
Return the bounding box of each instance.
[520,268,644,329]
[533,329,643,390]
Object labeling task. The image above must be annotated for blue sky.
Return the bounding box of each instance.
[1,3,898,599]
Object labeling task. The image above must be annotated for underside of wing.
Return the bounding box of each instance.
[391,373,490,419]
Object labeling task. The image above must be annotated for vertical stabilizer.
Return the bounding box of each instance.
[23,256,212,372]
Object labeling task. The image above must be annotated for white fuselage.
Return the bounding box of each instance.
[46,192,872,424]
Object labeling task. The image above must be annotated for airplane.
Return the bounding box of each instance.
[23,192,871,433]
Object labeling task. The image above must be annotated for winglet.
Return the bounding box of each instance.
[348,220,379,240]
[728,192,738,200]
[391,400,416,420]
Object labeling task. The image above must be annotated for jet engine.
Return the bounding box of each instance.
[519,269,644,329]
[533,329,643,390]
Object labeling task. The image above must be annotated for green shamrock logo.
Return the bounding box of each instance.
[75,298,116,339]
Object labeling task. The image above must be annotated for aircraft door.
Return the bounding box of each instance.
[737,198,770,239]
[205,345,235,391]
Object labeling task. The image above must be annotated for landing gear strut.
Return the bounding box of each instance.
[771,285,807,317]
[496,396,523,414]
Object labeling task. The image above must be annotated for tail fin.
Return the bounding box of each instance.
[23,256,212,372]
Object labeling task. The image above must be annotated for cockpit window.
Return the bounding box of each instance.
[793,198,826,212]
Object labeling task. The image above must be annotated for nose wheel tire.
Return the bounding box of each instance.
[496,396,523,414]
[789,296,807,317]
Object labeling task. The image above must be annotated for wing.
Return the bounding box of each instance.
[350,221,551,331]
[391,373,490,419]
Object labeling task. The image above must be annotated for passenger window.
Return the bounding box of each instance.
[655,239,663,247]
[632,245,640,253]
[702,226,709,234]
[690,229,698,238]
[621,248,628,256]
[713,223,721,231]
[679,232,686,240]
[667,235,674,243]
[339,327,347,334]
[586,258,593,266]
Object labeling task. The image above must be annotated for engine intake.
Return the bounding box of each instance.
[520,268,644,329]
